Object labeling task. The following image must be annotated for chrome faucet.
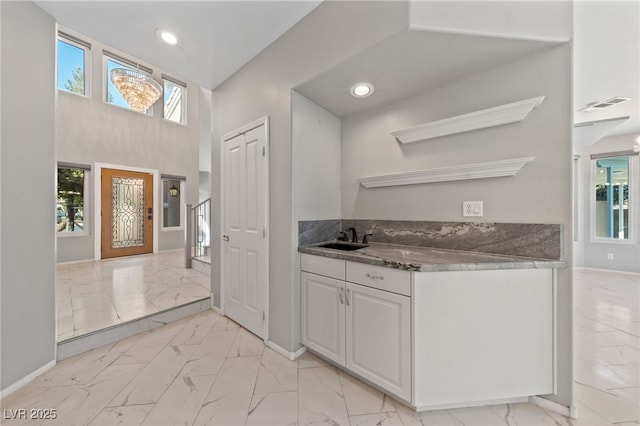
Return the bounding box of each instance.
[347,227,358,243]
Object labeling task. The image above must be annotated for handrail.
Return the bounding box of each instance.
[185,198,212,268]
[193,197,211,211]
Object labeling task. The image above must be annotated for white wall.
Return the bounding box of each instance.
[1,1,56,394]
[56,28,202,262]
[291,91,342,350]
[211,1,409,351]
[575,132,640,273]
[341,44,574,408]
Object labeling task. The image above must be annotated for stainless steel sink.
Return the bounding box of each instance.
[318,242,368,251]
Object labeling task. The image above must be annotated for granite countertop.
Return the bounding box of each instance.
[298,241,567,272]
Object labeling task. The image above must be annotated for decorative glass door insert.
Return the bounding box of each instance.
[101,168,153,258]
[112,176,145,248]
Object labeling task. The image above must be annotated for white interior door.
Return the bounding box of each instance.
[222,120,267,338]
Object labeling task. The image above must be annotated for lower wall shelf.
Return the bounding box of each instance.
[357,156,536,188]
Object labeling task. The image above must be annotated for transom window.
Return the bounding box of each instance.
[104,52,155,115]
[57,32,90,96]
[163,76,187,125]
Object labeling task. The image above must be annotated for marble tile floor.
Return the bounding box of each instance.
[2,268,636,425]
[56,250,210,341]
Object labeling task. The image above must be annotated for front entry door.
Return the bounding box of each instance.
[101,168,154,259]
[222,121,267,338]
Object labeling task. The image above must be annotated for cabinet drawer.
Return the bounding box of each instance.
[346,262,410,296]
[301,253,345,280]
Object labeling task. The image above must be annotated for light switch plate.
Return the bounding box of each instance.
[463,201,483,217]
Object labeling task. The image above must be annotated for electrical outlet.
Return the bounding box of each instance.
[463,201,483,217]
[607,253,614,260]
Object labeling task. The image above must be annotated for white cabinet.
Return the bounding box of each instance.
[300,254,412,402]
[300,271,345,364]
[346,282,411,401]
[300,253,555,411]
[412,268,554,410]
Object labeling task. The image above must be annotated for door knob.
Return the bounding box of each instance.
[222,235,229,241]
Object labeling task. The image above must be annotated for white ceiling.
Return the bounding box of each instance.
[35,0,321,89]
[573,1,639,137]
[34,1,639,137]
[295,29,560,118]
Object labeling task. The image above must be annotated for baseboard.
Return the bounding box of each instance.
[0,359,56,400]
[529,395,573,418]
[265,341,306,361]
[415,396,528,412]
[577,267,640,276]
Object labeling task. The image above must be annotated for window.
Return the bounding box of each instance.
[163,76,186,124]
[57,165,89,234]
[104,52,154,115]
[162,177,184,228]
[57,32,90,96]
[593,155,630,240]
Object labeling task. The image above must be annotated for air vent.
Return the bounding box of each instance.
[579,97,631,112]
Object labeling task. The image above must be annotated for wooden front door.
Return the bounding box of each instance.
[101,168,153,259]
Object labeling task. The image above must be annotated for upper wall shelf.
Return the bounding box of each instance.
[357,157,536,188]
[391,96,545,144]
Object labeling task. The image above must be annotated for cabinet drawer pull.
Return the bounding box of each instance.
[365,272,384,280]
[339,287,344,304]
[346,288,351,306]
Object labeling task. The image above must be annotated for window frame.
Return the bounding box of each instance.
[590,151,638,244]
[57,163,90,237]
[162,75,187,125]
[161,176,185,231]
[57,32,91,98]
[103,51,155,116]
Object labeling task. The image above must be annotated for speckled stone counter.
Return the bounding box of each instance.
[298,242,566,272]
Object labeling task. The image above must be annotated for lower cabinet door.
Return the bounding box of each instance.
[346,282,411,401]
[301,272,346,365]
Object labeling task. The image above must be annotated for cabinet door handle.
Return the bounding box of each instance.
[339,287,344,305]
[346,288,351,306]
[365,272,384,280]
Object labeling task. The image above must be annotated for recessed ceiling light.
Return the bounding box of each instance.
[350,82,374,98]
[157,30,179,46]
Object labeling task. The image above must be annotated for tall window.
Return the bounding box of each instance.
[163,76,187,124]
[57,166,88,233]
[104,53,154,115]
[57,33,90,96]
[162,177,184,228]
[594,155,630,240]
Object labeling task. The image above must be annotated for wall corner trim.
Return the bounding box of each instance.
[529,395,572,418]
[265,341,307,361]
[391,96,545,144]
[357,156,536,188]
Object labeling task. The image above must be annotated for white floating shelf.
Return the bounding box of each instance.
[391,96,545,144]
[357,157,536,188]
